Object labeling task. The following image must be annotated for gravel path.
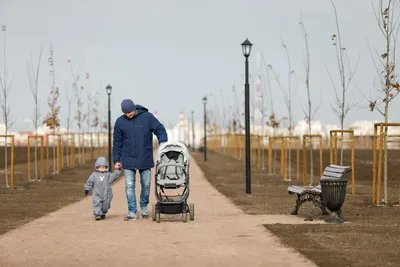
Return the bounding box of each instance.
[0,155,317,267]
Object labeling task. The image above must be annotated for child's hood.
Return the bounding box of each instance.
[95,156,109,169]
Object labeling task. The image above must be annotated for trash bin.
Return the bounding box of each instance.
[320,175,348,223]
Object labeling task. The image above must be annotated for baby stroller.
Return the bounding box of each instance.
[152,141,194,223]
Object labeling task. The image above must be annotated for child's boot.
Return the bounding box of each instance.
[95,215,102,221]
[101,215,106,220]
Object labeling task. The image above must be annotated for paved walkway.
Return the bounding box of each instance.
[0,156,317,267]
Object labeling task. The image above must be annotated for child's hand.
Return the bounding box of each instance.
[85,190,89,196]
[114,162,122,169]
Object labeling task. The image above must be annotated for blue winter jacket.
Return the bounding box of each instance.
[112,105,168,170]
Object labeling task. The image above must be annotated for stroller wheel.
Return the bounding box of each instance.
[156,212,161,223]
[182,212,188,223]
[152,204,157,221]
[189,203,195,221]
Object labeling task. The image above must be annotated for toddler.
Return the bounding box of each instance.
[84,156,121,220]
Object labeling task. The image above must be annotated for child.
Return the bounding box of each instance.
[84,156,121,220]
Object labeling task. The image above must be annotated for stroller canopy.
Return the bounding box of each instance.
[157,141,190,165]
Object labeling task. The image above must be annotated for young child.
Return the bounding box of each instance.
[84,156,121,220]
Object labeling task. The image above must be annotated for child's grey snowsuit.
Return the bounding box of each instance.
[84,157,121,216]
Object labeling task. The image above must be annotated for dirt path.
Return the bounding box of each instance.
[0,156,317,267]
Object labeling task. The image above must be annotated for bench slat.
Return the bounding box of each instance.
[288,185,321,194]
[324,166,349,174]
[322,170,346,178]
[287,186,305,194]
[328,164,351,171]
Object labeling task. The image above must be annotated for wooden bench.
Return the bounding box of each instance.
[288,164,352,216]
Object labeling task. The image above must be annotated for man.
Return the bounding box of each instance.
[113,99,168,220]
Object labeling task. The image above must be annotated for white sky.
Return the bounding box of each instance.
[0,0,399,131]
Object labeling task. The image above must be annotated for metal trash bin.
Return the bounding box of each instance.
[320,175,348,223]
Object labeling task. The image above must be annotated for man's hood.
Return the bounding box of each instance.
[135,104,148,112]
[134,104,148,116]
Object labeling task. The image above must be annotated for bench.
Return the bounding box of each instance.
[288,164,352,216]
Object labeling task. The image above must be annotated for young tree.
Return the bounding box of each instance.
[43,87,60,172]
[91,92,100,131]
[0,24,14,188]
[27,47,43,180]
[268,42,295,180]
[66,58,79,166]
[91,92,100,157]
[368,0,400,204]
[43,44,60,173]
[260,53,280,172]
[327,0,360,165]
[102,121,108,132]
[266,113,286,174]
[86,92,92,132]
[231,84,242,133]
[299,15,321,185]
[84,91,91,161]
[64,79,74,167]
[75,84,85,164]
[101,102,108,150]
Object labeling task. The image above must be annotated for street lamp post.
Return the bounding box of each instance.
[241,38,253,194]
[191,110,195,151]
[202,96,207,161]
[106,84,112,165]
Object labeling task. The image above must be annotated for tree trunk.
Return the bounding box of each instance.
[288,111,292,181]
[261,118,265,170]
[66,139,70,167]
[383,126,388,204]
[308,120,314,185]
[52,129,56,173]
[383,22,390,204]
[273,128,276,173]
[383,96,389,204]
[4,134,8,188]
[340,111,345,165]
[79,130,82,165]
[34,140,38,180]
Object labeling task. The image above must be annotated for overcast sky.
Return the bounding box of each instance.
[0,0,399,132]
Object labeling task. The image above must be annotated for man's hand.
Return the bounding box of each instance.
[85,190,89,196]
[114,162,122,169]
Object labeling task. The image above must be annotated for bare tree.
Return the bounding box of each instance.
[102,121,107,132]
[86,92,92,132]
[327,0,360,165]
[43,86,60,173]
[268,42,295,180]
[367,0,400,204]
[260,53,280,172]
[75,84,85,164]
[0,24,14,188]
[83,73,91,160]
[84,91,91,161]
[27,47,43,180]
[91,92,100,130]
[299,15,322,185]
[44,44,59,173]
[231,85,242,134]
[64,79,74,167]
[266,113,286,174]
[91,92,100,155]
[66,58,78,166]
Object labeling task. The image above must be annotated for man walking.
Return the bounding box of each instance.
[113,99,168,220]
